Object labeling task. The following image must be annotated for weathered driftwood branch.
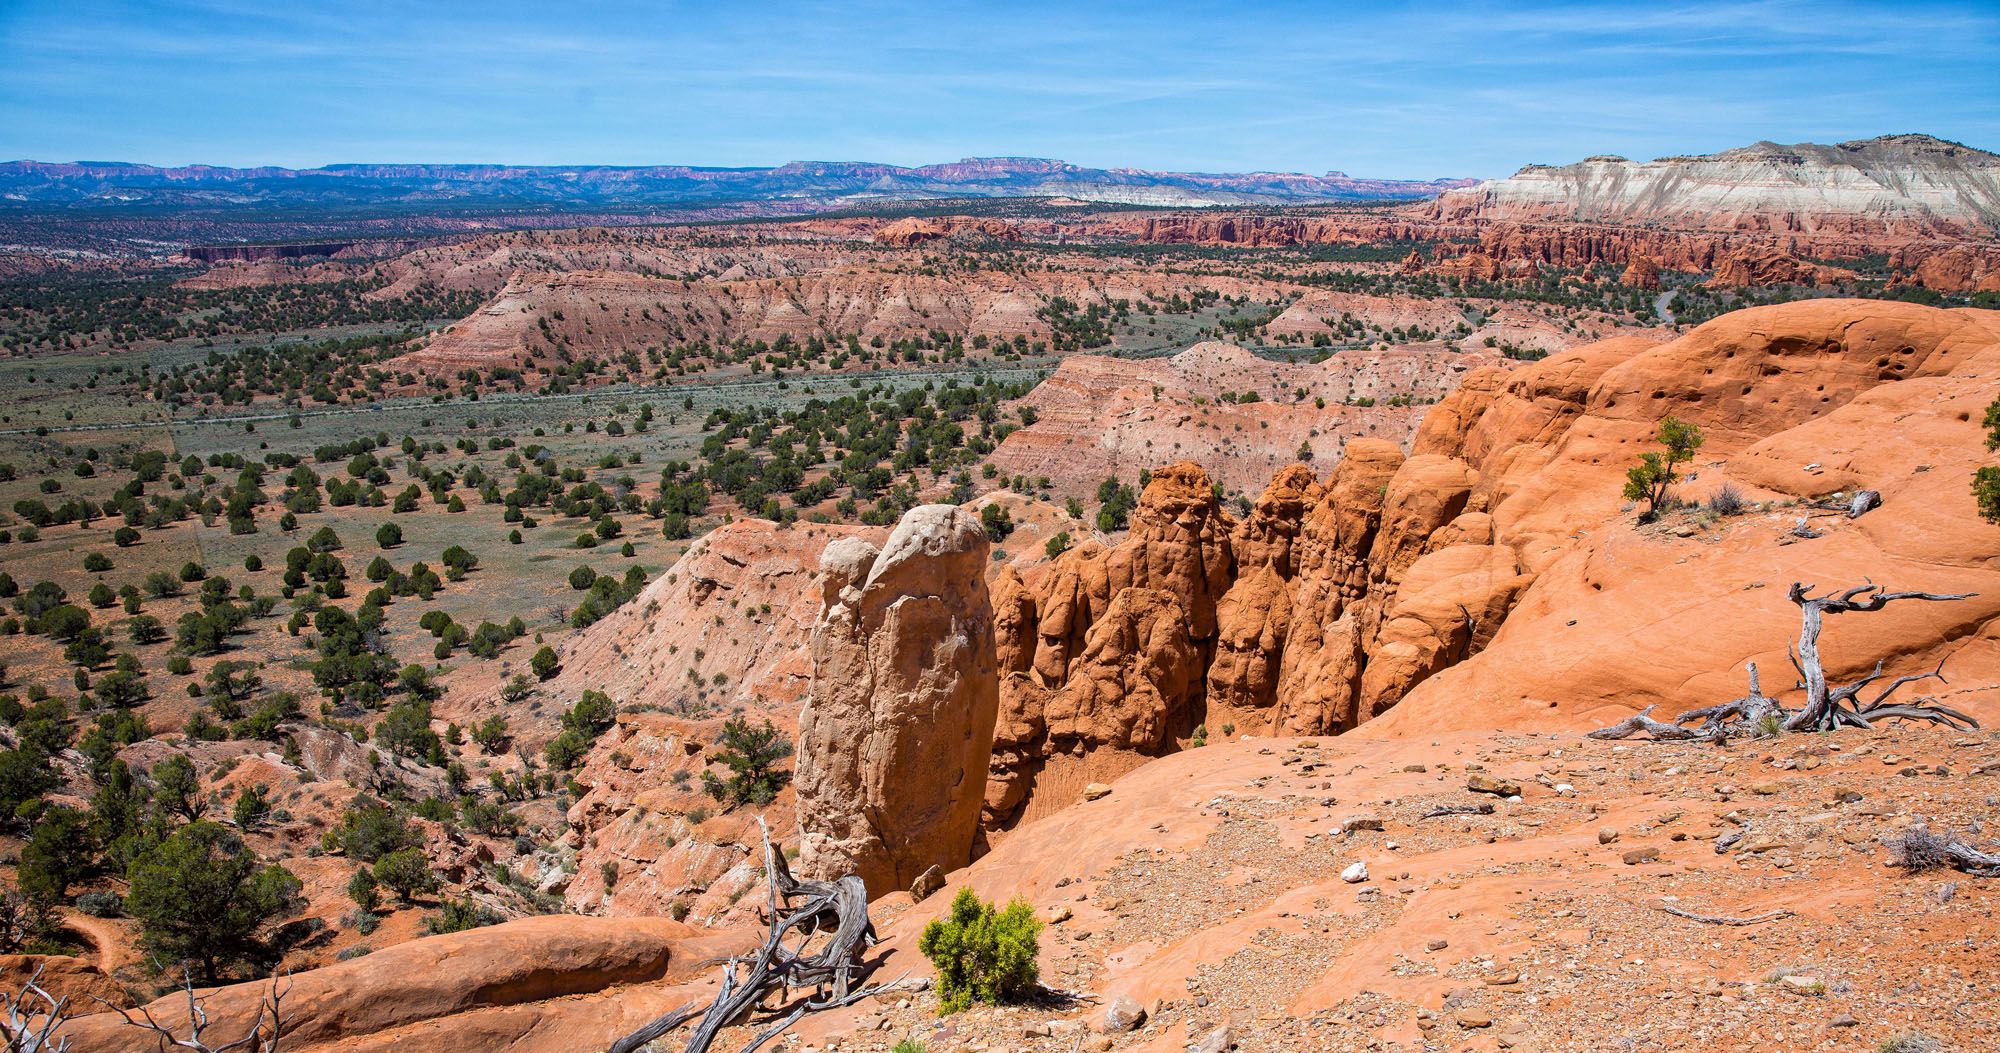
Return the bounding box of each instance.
[1587,704,1720,742]
[2,965,73,1052]
[604,1004,701,1053]
[1590,664,1786,743]
[1657,904,1794,925]
[1593,584,1981,743]
[608,819,902,1053]
[1419,802,1496,819]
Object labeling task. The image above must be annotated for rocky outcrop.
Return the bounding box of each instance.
[986,340,1508,498]
[0,954,129,1009]
[445,519,874,748]
[1102,462,1236,641]
[1430,252,1540,283]
[1621,255,1661,289]
[1012,462,1234,697]
[990,564,1039,674]
[873,217,950,246]
[560,711,780,925]
[1897,243,2000,292]
[1706,250,1856,288]
[1354,542,1530,719]
[872,216,1024,246]
[795,506,1000,896]
[989,301,2000,797]
[1207,466,1320,713]
[987,448,1528,825]
[1043,587,1203,754]
[1269,441,1404,733]
[1367,299,2000,736]
[1206,563,1294,716]
[1230,463,1320,575]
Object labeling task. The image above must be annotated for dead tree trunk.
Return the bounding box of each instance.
[608,820,903,1053]
[1782,583,1977,732]
[1591,583,1980,742]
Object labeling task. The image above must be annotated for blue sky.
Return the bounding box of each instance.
[2,0,1995,178]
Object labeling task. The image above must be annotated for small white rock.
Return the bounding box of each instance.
[1341,861,1369,883]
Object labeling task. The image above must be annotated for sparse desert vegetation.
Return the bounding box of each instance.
[0,119,1997,1053]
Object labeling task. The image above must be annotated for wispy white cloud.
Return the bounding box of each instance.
[0,0,1993,174]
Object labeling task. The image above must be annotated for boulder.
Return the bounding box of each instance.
[1099,995,1147,1033]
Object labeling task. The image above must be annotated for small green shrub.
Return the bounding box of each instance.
[700,716,792,806]
[426,895,499,935]
[76,891,123,917]
[918,887,1041,1014]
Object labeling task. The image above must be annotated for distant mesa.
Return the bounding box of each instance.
[0,155,1475,212]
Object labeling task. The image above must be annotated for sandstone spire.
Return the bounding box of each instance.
[794,505,1000,896]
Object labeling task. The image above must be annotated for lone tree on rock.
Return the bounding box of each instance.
[1972,395,2000,522]
[1624,416,1704,522]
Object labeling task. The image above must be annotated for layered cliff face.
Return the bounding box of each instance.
[1411,135,2000,289]
[984,340,1517,498]
[1065,136,2000,290]
[794,506,1000,896]
[1421,135,2000,238]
